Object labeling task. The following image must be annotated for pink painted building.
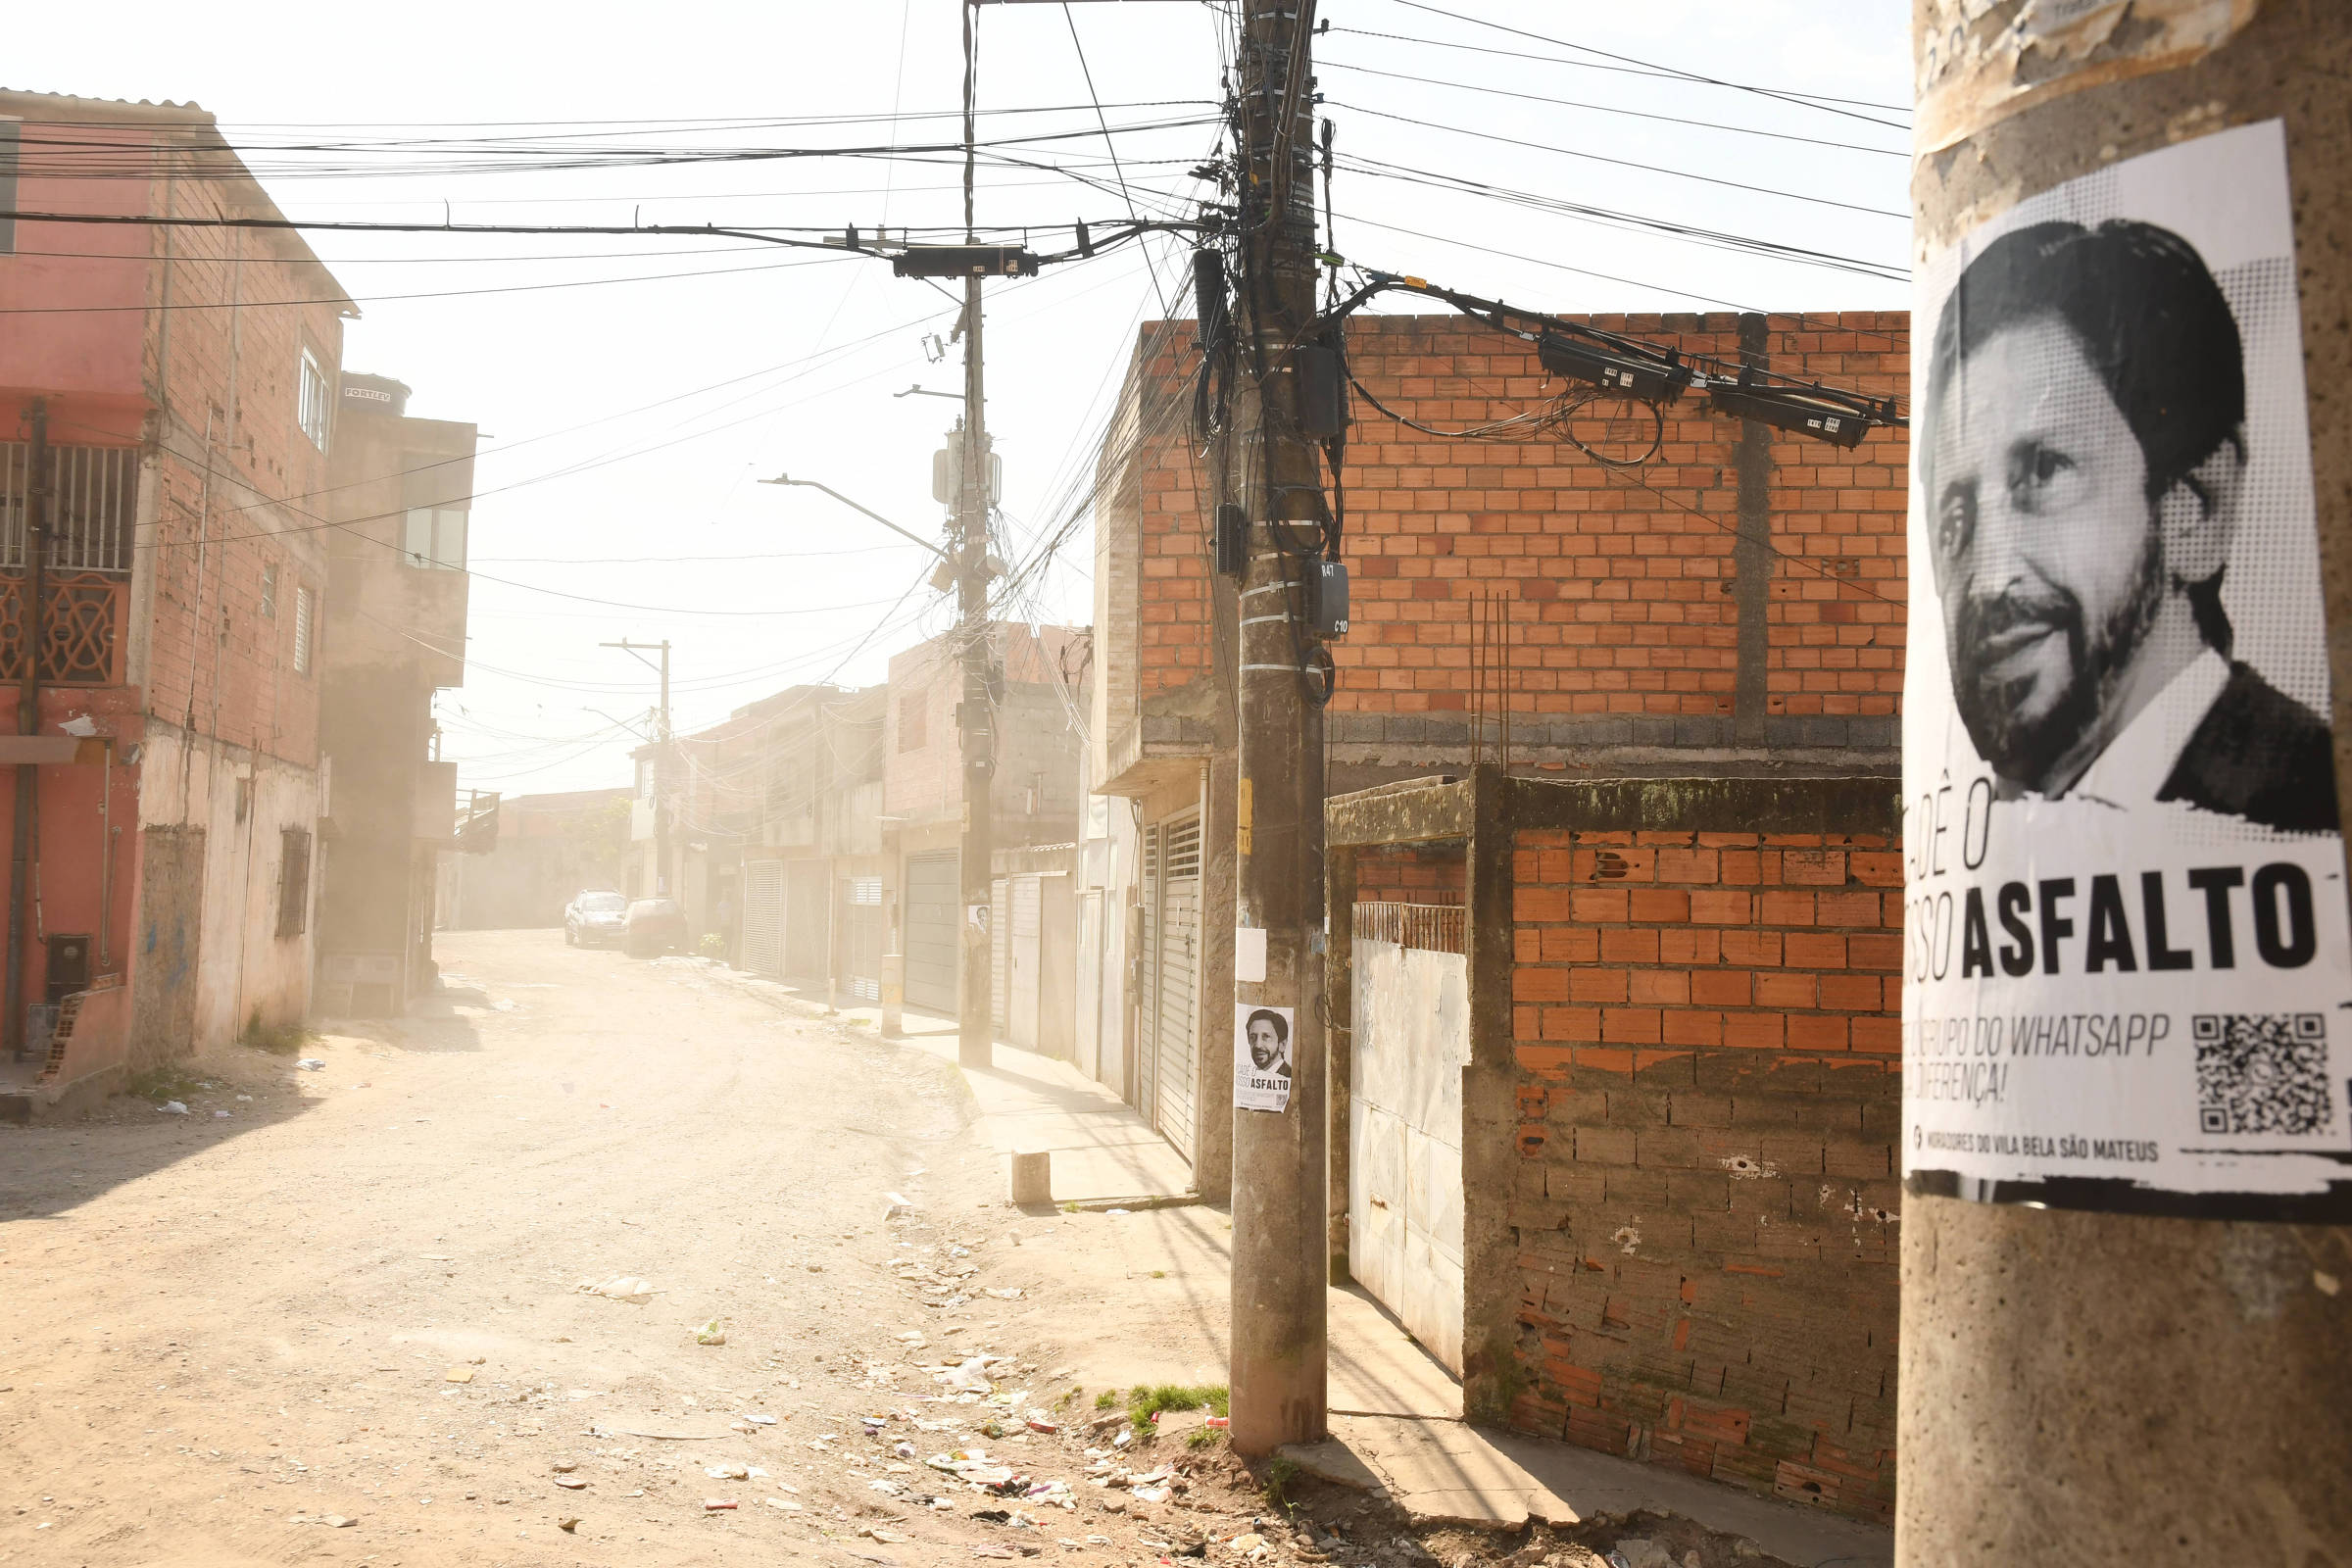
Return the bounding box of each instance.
[0,91,354,1113]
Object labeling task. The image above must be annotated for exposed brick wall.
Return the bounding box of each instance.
[1505,827,1901,1524]
[1352,844,1465,906]
[133,161,346,767]
[1110,312,1907,723]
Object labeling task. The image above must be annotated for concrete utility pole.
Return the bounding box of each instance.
[1227,0,1328,1457]
[603,639,671,897]
[953,0,999,1073]
[1900,11,2352,1565]
[5,399,46,1061]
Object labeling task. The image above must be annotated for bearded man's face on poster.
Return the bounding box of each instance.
[1929,316,2173,789]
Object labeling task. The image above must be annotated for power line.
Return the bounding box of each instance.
[0,251,857,316]
[1328,102,1907,220]
[1333,154,1906,281]
[1317,60,1905,157]
[1372,3,1912,120]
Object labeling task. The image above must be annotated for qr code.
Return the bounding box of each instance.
[2192,1014,2334,1136]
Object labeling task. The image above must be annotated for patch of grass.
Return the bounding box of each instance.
[1127,1382,1229,1430]
[1185,1425,1222,1450]
[239,1009,314,1055]
[125,1065,202,1103]
[1056,1387,1080,1408]
[1261,1453,1300,1511]
[1094,1389,1120,1411]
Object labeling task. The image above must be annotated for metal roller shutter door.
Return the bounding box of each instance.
[1152,814,1200,1160]
[742,859,785,978]
[904,852,959,1013]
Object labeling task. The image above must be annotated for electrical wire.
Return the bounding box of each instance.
[1346,7,1912,121]
[0,250,858,316]
[1332,153,1906,282]
[1327,102,1907,220]
[1316,60,1906,158]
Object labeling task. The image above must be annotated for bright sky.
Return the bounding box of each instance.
[17,1,1912,798]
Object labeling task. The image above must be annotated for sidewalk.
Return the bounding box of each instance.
[714,964,1889,1568]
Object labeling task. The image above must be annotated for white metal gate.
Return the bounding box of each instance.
[1348,903,1469,1377]
[1009,873,1043,1049]
[741,859,785,978]
[990,875,1010,1035]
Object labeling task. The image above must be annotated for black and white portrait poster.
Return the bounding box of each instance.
[1234,1004,1293,1114]
[1903,120,2352,1218]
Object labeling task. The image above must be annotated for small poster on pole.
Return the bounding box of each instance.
[1234,1004,1294,1113]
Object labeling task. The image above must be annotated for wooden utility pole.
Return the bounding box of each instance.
[1227,0,1328,1456]
[955,0,998,1071]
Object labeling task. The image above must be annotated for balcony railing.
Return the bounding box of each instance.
[1,444,137,573]
[0,573,127,685]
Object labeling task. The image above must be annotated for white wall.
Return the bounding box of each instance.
[1349,937,1468,1377]
[137,723,319,1047]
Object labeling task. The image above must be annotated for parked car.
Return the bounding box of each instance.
[564,890,629,948]
[622,897,688,957]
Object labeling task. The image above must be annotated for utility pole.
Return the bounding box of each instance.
[603,639,671,897]
[1227,0,1327,1457]
[1900,10,2352,1565]
[5,399,45,1061]
[952,0,999,1072]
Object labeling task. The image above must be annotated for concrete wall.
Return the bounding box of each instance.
[1506,810,1901,1524]
[138,718,319,1047]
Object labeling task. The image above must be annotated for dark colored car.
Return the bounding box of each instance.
[564,890,629,948]
[622,897,688,958]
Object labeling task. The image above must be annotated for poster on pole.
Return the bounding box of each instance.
[1903,119,2352,1219]
[1234,1004,1294,1114]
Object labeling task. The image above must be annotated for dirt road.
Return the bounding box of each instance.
[0,931,1303,1568]
[0,930,1807,1568]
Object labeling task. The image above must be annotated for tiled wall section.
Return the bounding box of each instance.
[1506,827,1902,1524]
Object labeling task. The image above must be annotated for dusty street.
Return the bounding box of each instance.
[0,931,1309,1568]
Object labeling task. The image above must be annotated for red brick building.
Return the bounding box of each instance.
[1088,305,1908,1522]
[0,92,352,1108]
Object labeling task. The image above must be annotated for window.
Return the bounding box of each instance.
[897,693,927,753]
[292,584,315,674]
[276,826,313,938]
[401,506,468,571]
[297,346,330,450]
[261,563,278,618]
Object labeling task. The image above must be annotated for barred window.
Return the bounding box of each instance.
[261,563,278,618]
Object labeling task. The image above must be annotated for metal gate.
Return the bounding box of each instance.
[1140,813,1200,1160]
[843,876,883,1002]
[1009,873,1043,1049]
[785,859,829,978]
[904,852,958,1013]
[990,875,1010,1035]
[742,858,785,978]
